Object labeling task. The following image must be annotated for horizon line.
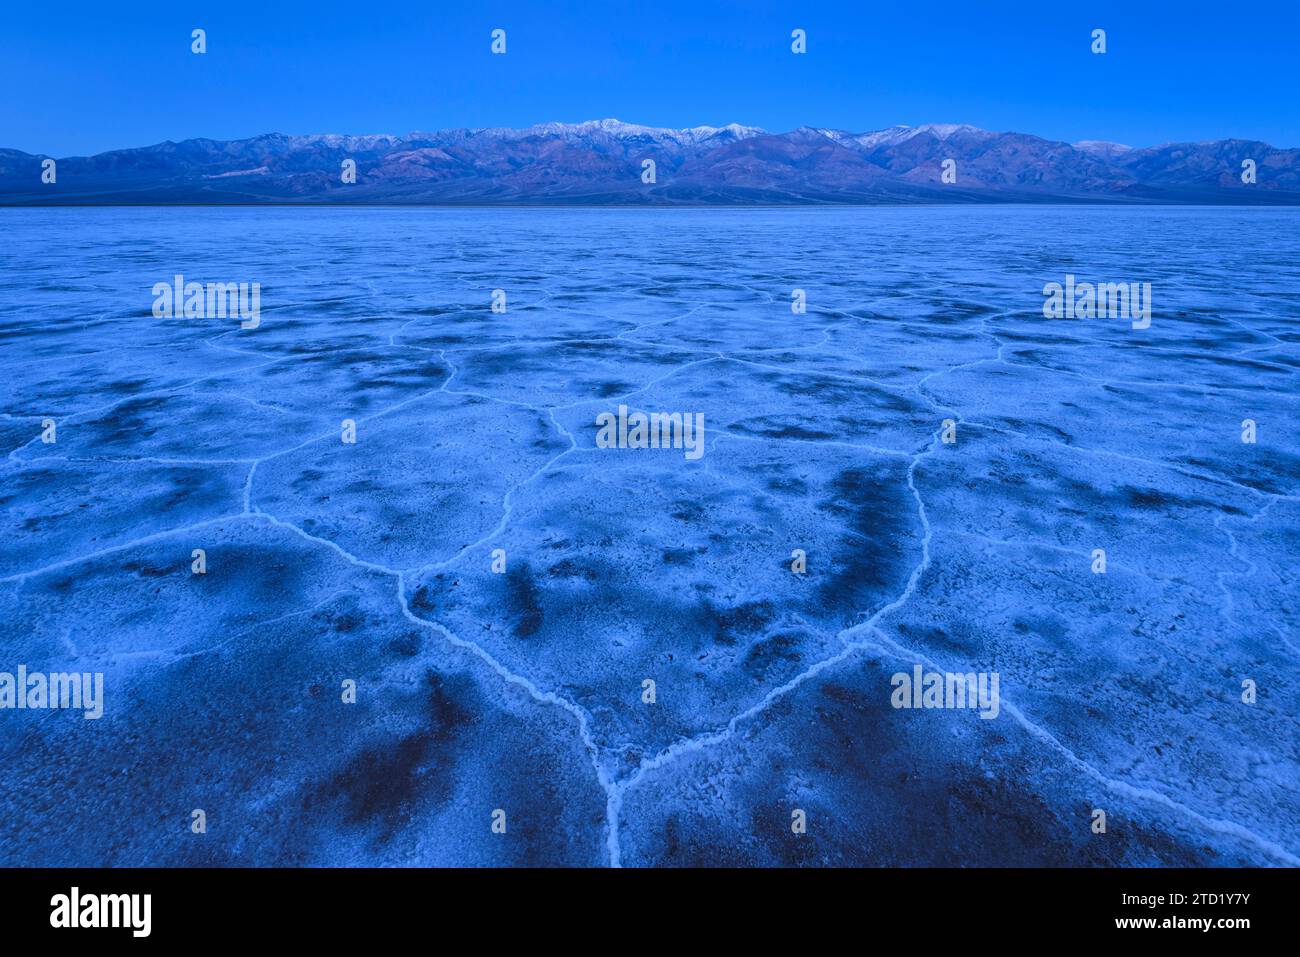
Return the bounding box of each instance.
[8,118,1298,160]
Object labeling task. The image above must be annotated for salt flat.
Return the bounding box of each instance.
[1,206,1297,866]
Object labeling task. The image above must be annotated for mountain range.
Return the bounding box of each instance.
[3,118,1298,205]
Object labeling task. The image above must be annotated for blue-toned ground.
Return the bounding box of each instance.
[1,207,1297,866]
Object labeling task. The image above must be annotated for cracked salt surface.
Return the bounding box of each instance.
[0,206,1297,866]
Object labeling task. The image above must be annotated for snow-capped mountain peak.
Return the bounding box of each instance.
[1073,139,1134,155]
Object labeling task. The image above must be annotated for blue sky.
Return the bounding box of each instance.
[3,0,1297,155]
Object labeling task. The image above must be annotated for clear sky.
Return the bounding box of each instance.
[3,0,1297,156]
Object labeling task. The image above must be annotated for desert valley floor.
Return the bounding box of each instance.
[1,206,1297,866]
